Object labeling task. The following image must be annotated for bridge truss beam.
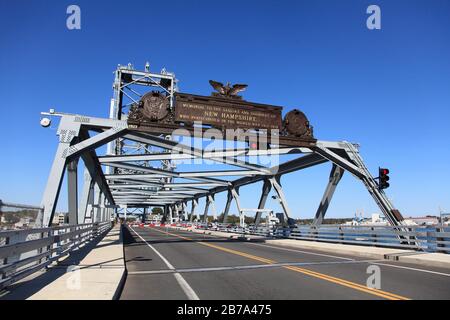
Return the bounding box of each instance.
[38,111,406,228]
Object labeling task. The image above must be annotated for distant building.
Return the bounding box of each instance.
[344,213,388,226]
[14,217,32,229]
[370,213,387,225]
[52,213,68,225]
[404,216,439,226]
[148,214,163,223]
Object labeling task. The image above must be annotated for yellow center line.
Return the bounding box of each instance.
[200,241,275,264]
[145,227,410,300]
[284,266,407,300]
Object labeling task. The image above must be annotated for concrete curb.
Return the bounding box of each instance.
[396,253,450,270]
[264,239,413,260]
[169,226,450,270]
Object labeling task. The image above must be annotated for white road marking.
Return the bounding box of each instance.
[130,227,200,300]
[128,259,383,275]
[373,262,450,277]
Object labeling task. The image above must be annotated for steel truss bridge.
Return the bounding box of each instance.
[36,64,406,230]
[2,64,450,300]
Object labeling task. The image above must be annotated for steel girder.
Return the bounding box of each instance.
[254,179,272,226]
[37,114,127,227]
[189,199,200,222]
[78,167,94,223]
[67,158,79,225]
[312,164,345,226]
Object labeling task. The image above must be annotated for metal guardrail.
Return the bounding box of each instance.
[275,225,450,253]
[0,200,43,211]
[0,221,111,290]
[0,200,43,230]
[184,222,450,254]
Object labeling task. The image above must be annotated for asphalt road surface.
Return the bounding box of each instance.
[120,225,450,300]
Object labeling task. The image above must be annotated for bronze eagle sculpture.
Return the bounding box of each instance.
[209,80,248,98]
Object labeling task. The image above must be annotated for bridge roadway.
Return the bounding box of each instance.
[120,226,450,300]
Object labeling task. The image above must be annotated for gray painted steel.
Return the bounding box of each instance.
[35,66,410,239]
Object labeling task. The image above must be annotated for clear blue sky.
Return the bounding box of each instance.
[0,0,449,218]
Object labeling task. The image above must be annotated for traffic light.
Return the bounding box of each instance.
[378,167,390,190]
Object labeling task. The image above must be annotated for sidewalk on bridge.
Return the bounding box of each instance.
[2,224,126,300]
[171,226,450,270]
[28,224,125,300]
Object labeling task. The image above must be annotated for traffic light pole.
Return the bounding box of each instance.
[314,142,407,228]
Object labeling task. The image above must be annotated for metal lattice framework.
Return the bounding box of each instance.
[36,65,406,229]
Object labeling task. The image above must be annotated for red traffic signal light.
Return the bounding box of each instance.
[378,167,390,190]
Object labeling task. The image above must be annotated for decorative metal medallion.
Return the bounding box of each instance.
[283,109,313,138]
[140,91,170,121]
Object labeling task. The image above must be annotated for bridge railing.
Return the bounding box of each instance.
[274,225,450,252]
[192,222,450,253]
[0,221,111,290]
